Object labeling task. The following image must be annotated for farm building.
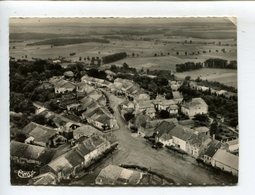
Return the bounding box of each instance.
[181,98,208,118]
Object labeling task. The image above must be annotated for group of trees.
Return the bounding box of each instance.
[179,83,238,127]
[194,79,237,93]
[204,58,237,69]
[10,59,66,116]
[176,62,203,72]
[102,52,127,64]
[110,63,137,74]
[87,68,107,80]
[117,72,172,99]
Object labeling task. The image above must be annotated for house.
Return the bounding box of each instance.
[10,141,54,166]
[181,98,208,118]
[186,134,212,158]
[170,80,182,91]
[136,116,178,137]
[154,121,194,151]
[81,75,111,88]
[82,106,115,130]
[135,100,156,118]
[42,134,112,181]
[29,172,57,185]
[192,126,210,135]
[73,125,102,140]
[120,100,135,110]
[226,139,239,153]
[154,99,176,111]
[64,71,74,78]
[167,125,194,152]
[23,122,66,147]
[33,102,46,114]
[54,79,76,94]
[134,93,150,103]
[76,82,95,97]
[95,165,143,185]
[172,91,183,103]
[154,121,176,146]
[198,140,222,165]
[216,90,228,96]
[167,104,179,115]
[211,149,238,176]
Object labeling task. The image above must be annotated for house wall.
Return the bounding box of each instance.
[211,159,238,176]
[229,144,239,152]
[173,136,187,151]
[159,138,173,146]
[181,105,208,118]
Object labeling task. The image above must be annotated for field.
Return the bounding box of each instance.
[9,18,237,88]
[175,68,237,88]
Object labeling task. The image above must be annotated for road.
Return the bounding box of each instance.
[71,91,237,186]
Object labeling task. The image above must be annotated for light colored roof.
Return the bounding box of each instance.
[73,125,102,138]
[182,98,207,109]
[172,91,183,99]
[193,126,210,133]
[226,139,239,146]
[212,149,238,170]
[96,165,142,185]
[30,172,57,185]
[137,100,154,109]
[64,71,74,77]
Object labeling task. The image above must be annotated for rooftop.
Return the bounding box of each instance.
[96,165,142,185]
[182,98,207,109]
[212,149,239,170]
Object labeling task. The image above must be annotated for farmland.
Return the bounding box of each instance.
[175,68,237,88]
[9,18,237,88]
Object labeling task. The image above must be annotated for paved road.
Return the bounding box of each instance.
[72,91,237,186]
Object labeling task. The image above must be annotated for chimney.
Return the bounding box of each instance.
[212,134,215,140]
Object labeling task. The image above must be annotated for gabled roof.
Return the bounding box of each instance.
[73,125,102,138]
[76,134,107,156]
[154,121,176,137]
[29,126,57,143]
[170,125,193,141]
[29,172,57,185]
[226,139,239,146]
[187,133,211,147]
[96,165,142,185]
[11,141,53,164]
[64,149,84,167]
[182,98,207,109]
[202,140,221,158]
[212,149,238,170]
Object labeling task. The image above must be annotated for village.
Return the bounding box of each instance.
[10,56,238,186]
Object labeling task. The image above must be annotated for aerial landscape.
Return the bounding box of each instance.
[9,17,238,186]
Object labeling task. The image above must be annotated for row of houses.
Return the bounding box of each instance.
[23,122,67,148]
[134,97,208,119]
[189,81,237,99]
[39,134,113,182]
[149,120,238,176]
[47,75,117,131]
[10,140,55,166]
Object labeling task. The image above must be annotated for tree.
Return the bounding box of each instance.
[193,113,210,126]
[14,132,27,142]
[124,112,134,122]
[159,110,170,119]
[165,92,173,100]
[185,76,191,81]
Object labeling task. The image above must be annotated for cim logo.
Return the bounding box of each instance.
[17,169,36,178]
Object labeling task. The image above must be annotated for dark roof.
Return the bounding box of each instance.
[76,134,107,156]
[154,121,176,137]
[29,126,57,143]
[202,140,221,158]
[170,126,193,141]
[64,149,84,167]
[11,141,53,164]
